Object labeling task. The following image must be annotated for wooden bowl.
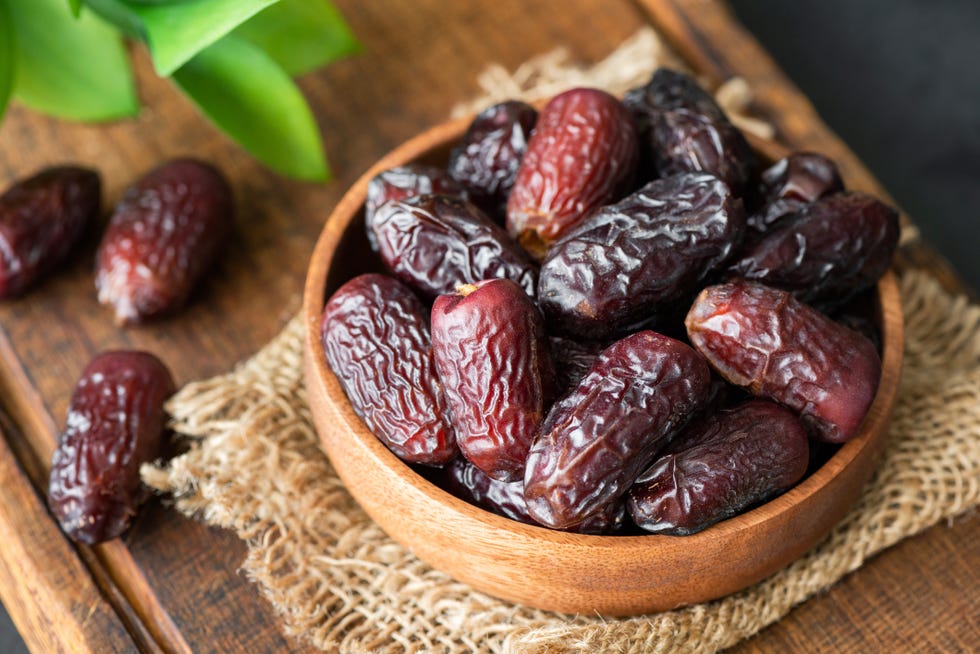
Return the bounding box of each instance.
[302,115,904,616]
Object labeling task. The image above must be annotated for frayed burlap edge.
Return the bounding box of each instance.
[142,28,980,654]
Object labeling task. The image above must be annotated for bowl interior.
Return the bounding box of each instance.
[302,117,904,616]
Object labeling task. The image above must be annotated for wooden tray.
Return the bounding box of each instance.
[0,1,974,651]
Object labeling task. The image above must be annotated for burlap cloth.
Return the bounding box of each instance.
[142,28,980,654]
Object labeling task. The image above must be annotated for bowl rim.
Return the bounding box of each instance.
[301,114,904,612]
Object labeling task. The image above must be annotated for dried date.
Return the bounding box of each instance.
[748,152,843,233]
[728,192,899,307]
[624,68,755,193]
[628,400,809,535]
[368,194,537,299]
[48,351,175,544]
[538,172,745,338]
[438,457,626,534]
[95,159,233,324]
[523,331,711,529]
[365,165,467,249]
[321,273,456,465]
[448,100,537,219]
[507,88,638,258]
[431,279,554,481]
[686,281,881,442]
[0,166,100,297]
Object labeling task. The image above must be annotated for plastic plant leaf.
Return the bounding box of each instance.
[128,0,279,76]
[235,0,359,76]
[0,0,12,122]
[172,33,328,181]
[9,0,137,121]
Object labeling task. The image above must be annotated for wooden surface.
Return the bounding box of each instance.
[0,0,975,651]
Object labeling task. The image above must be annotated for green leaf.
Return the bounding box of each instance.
[0,0,13,122]
[67,0,82,17]
[127,0,279,76]
[172,34,328,181]
[9,0,137,121]
[236,0,359,76]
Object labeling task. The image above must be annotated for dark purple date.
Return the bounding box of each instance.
[538,172,745,338]
[748,152,843,234]
[629,400,809,535]
[448,100,537,219]
[368,194,537,299]
[0,166,100,297]
[729,192,899,307]
[48,351,175,545]
[95,158,233,324]
[523,330,711,529]
[431,279,554,481]
[365,165,467,249]
[686,281,881,442]
[624,68,755,193]
[321,273,457,465]
[438,457,626,534]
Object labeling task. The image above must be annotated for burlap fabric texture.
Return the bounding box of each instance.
[142,27,980,654]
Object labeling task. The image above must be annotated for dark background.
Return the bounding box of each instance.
[731,0,980,291]
[1,1,978,652]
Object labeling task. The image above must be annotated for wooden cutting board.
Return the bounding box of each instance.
[0,1,975,651]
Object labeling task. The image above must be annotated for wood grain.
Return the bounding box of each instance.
[0,0,974,649]
[0,420,137,654]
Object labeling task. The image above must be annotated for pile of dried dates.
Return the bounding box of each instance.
[322,68,899,536]
[0,157,233,544]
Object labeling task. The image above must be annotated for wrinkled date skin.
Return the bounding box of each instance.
[686,281,881,442]
[322,274,456,465]
[365,165,467,249]
[48,351,175,545]
[507,88,638,258]
[624,68,755,193]
[0,166,100,297]
[524,331,711,529]
[629,400,809,535]
[95,159,233,324]
[369,194,537,299]
[438,457,626,534]
[728,192,899,307]
[431,279,554,481]
[448,101,537,218]
[538,172,745,338]
[748,152,843,234]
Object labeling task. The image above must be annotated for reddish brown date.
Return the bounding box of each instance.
[538,172,745,338]
[728,192,899,307]
[507,88,638,258]
[748,152,843,234]
[369,194,537,299]
[48,351,175,545]
[629,400,809,535]
[523,331,711,529]
[686,281,881,442]
[448,100,537,219]
[95,159,233,324]
[0,166,100,297]
[438,457,626,534]
[365,165,467,249]
[431,279,554,481]
[321,274,456,465]
[624,68,755,193]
